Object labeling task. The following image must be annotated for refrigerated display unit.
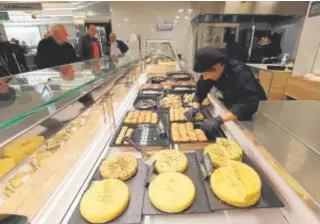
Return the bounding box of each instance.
[0,41,319,224]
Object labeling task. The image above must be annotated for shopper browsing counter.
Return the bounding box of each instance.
[186,47,267,134]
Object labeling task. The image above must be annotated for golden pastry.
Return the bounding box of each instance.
[3,136,45,164]
[100,155,138,180]
[80,179,129,223]
[154,150,188,173]
[204,138,242,167]
[0,158,16,177]
[115,126,128,145]
[210,161,261,207]
[195,129,207,141]
[149,172,195,213]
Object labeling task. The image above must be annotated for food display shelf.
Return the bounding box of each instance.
[143,152,211,215]
[68,159,147,224]
[195,150,284,211]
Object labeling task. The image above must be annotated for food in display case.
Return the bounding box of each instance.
[154,150,188,174]
[203,138,243,167]
[161,94,182,108]
[171,123,207,143]
[210,161,262,207]
[124,110,158,125]
[3,136,45,164]
[140,84,162,90]
[135,99,157,109]
[169,107,204,122]
[0,158,16,177]
[29,150,54,169]
[183,93,210,107]
[99,155,138,180]
[80,179,130,223]
[149,172,195,213]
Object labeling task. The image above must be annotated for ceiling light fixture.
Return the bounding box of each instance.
[117,24,121,26]
[124,18,128,22]
[178,9,184,13]
[185,16,189,19]
[176,16,180,19]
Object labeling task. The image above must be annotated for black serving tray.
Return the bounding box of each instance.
[1,215,29,224]
[168,108,223,144]
[68,159,147,224]
[195,150,284,211]
[143,152,211,215]
[133,94,162,110]
[169,86,196,94]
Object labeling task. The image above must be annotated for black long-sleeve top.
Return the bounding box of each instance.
[36,37,79,69]
[193,60,267,120]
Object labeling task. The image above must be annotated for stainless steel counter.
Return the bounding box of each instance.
[242,101,320,206]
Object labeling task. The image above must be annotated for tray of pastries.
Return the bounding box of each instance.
[169,107,204,122]
[124,110,158,125]
[110,124,170,147]
[140,83,162,90]
[143,151,211,215]
[195,138,284,211]
[183,93,210,107]
[160,94,182,108]
[69,154,147,224]
[170,122,208,143]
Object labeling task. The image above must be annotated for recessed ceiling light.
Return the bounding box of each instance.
[117,24,121,26]
[185,16,189,19]
[188,9,193,12]
[110,8,113,12]
[178,9,184,12]
[176,16,180,19]
[124,18,128,22]
[137,28,141,30]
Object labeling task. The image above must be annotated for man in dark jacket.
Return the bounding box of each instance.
[109,32,129,56]
[186,47,267,134]
[36,24,79,69]
[77,24,102,60]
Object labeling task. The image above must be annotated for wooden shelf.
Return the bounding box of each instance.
[285,76,320,100]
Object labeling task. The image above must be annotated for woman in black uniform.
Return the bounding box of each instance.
[186,47,267,134]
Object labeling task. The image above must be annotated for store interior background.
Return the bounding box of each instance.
[0,1,320,74]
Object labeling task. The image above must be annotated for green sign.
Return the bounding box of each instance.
[0,12,9,21]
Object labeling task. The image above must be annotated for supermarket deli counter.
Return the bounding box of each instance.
[1,47,319,224]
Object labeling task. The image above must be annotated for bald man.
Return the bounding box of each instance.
[109,32,128,56]
[36,24,79,69]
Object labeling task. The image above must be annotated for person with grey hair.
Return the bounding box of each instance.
[36,24,78,69]
[109,32,128,57]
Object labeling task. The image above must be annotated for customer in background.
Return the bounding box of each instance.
[43,32,51,39]
[109,32,129,57]
[260,33,282,64]
[77,24,101,60]
[11,39,29,72]
[224,33,248,63]
[21,41,29,53]
[36,24,78,69]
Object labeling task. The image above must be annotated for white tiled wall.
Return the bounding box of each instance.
[110,2,195,64]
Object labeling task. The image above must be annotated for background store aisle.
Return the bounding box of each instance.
[110,1,195,64]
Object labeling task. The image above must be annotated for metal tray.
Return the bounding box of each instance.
[195,150,284,211]
[169,86,196,94]
[121,109,168,127]
[68,159,147,224]
[143,152,211,215]
[133,95,162,110]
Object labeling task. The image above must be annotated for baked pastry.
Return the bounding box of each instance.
[149,172,195,213]
[3,136,45,164]
[0,158,16,177]
[183,93,210,107]
[154,150,188,174]
[161,94,182,108]
[203,138,243,167]
[210,161,261,207]
[171,122,207,143]
[80,179,129,223]
[100,155,138,180]
[115,126,128,145]
[124,110,158,124]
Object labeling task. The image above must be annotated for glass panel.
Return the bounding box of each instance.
[0,54,139,144]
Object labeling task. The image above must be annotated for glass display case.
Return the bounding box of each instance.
[0,52,145,222]
[1,41,319,224]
